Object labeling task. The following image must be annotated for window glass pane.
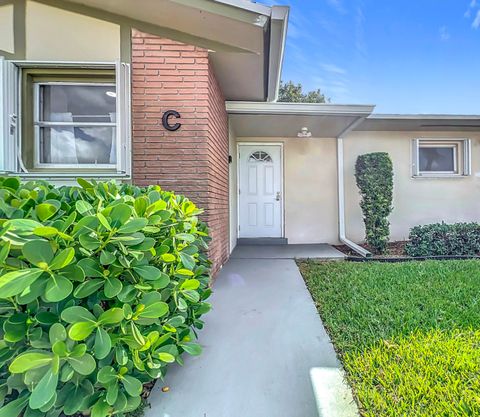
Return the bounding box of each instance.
[39,126,116,165]
[40,85,116,123]
[419,146,455,172]
[249,151,273,163]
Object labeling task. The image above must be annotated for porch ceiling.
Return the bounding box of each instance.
[227,101,375,138]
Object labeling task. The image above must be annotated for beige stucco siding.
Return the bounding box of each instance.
[237,137,339,244]
[0,4,14,54]
[25,1,120,61]
[344,131,480,243]
[235,131,480,245]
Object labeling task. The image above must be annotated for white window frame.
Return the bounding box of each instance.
[1,60,131,179]
[412,138,471,178]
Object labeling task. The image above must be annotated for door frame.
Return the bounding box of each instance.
[236,142,285,238]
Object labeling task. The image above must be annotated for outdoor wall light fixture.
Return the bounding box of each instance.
[297,127,312,138]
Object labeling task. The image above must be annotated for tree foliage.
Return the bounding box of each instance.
[278,80,329,103]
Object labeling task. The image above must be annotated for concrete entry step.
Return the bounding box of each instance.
[237,238,288,246]
[231,244,345,260]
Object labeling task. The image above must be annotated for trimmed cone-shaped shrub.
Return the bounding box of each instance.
[0,177,212,417]
[355,152,394,254]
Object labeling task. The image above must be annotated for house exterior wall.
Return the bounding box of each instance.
[131,30,230,275]
[206,62,230,272]
[0,4,14,55]
[236,131,480,246]
[25,1,121,61]
[344,130,480,243]
[236,137,339,244]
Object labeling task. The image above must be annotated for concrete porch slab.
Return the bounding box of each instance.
[145,256,356,417]
[231,243,345,260]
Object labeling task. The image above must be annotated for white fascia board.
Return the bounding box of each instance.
[368,114,480,120]
[267,6,290,102]
[212,0,273,16]
[169,0,271,27]
[226,101,376,116]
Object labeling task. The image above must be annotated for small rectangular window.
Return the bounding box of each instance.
[419,143,457,174]
[1,61,131,178]
[413,139,471,177]
[34,83,117,168]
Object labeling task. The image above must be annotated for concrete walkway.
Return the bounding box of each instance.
[145,245,356,417]
[232,243,345,260]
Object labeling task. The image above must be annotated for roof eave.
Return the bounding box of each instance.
[267,6,290,102]
[356,113,480,132]
[226,101,376,116]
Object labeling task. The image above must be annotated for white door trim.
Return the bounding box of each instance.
[237,142,285,238]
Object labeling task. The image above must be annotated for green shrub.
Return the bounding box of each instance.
[405,222,480,257]
[0,177,212,417]
[355,152,394,254]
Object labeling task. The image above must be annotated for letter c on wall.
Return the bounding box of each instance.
[162,110,182,131]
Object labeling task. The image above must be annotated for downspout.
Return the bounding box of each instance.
[337,118,372,258]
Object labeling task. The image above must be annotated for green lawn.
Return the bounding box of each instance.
[299,260,480,417]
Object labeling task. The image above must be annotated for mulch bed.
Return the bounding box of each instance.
[334,241,408,258]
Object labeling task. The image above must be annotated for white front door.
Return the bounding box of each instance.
[238,144,283,238]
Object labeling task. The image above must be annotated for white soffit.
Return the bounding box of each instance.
[62,0,289,101]
[64,0,266,52]
[227,101,375,138]
[358,114,480,132]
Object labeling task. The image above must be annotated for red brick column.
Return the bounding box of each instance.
[131,30,230,275]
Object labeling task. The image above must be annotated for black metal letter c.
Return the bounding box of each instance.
[162,110,181,131]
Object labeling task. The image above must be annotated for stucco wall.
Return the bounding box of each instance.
[236,137,339,244]
[0,4,14,54]
[236,131,480,245]
[344,130,480,243]
[25,1,120,61]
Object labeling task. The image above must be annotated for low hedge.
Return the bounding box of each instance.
[0,177,212,417]
[405,222,480,257]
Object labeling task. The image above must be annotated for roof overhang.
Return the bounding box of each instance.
[59,0,289,101]
[227,101,375,138]
[357,114,480,132]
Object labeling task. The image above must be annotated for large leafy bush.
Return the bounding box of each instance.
[355,152,394,254]
[0,177,212,417]
[405,222,480,257]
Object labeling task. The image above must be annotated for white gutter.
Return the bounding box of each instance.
[337,117,373,258]
[226,101,375,116]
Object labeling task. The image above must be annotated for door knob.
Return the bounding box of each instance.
[276,192,281,201]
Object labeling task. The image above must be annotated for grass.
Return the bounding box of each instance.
[299,260,480,417]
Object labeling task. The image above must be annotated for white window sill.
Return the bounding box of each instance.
[412,174,470,179]
[2,172,131,181]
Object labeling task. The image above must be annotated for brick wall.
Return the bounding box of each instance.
[131,29,230,276]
